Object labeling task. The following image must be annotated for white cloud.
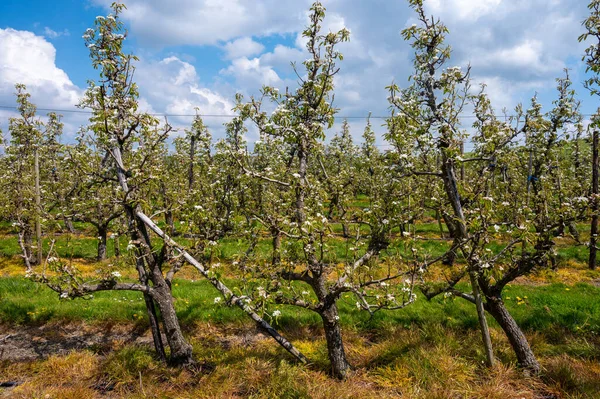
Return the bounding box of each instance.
[427,0,503,21]
[223,37,265,60]
[475,39,564,76]
[93,0,311,47]
[0,28,86,140]
[135,56,234,133]
[221,57,282,88]
[256,45,305,74]
[43,27,70,39]
[0,28,82,110]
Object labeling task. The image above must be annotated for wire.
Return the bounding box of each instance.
[2,104,596,120]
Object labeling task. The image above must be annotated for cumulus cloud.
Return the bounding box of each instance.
[223,37,265,60]
[0,28,81,108]
[220,57,282,89]
[134,56,235,135]
[475,39,565,76]
[0,28,85,139]
[92,0,312,47]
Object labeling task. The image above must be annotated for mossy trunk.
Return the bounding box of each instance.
[153,287,194,366]
[320,305,350,380]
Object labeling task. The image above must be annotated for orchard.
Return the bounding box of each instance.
[1,1,600,398]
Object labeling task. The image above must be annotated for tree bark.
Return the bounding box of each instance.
[152,287,194,366]
[486,297,540,375]
[320,305,350,380]
[97,225,108,261]
[34,148,42,266]
[64,217,76,234]
[114,233,121,259]
[271,227,281,265]
[165,209,175,237]
[24,227,35,265]
[143,293,167,363]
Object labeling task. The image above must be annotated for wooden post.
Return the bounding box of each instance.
[470,270,495,367]
[589,130,598,270]
[34,147,42,264]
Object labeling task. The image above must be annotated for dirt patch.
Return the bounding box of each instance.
[0,322,154,362]
[0,322,276,363]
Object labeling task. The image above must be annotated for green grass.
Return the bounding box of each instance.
[1,277,599,345]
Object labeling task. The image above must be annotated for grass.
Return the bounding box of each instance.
[1,276,599,335]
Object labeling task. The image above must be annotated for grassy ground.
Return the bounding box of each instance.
[1,273,599,398]
[1,226,600,398]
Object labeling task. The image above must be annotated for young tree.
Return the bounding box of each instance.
[233,2,416,379]
[388,0,587,374]
[32,3,307,367]
[1,85,44,269]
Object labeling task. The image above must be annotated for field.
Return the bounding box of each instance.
[1,221,599,399]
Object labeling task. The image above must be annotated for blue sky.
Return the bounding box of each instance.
[0,0,596,146]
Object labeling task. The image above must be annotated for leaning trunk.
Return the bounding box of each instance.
[486,297,540,375]
[144,294,167,363]
[470,271,494,367]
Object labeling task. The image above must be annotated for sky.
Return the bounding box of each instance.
[0,0,596,148]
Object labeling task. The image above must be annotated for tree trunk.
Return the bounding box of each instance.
[114,233,121,259]
[137,211,308,364]
[64,217,76,234]
[152,287,194,366]
[24,227,36,265]
[341,221,350,239]
[436,208,445,239]
[568,221,581,244]
[165,210,175,237]
[590,129,598,271]
[188,135,196,192]
[97,225,108,261]
[144,294,167,363]
[320,305,350,380]
[486,297,540,375]
[271,227,281,265]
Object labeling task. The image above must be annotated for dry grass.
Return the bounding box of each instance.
[2,321,598,398]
